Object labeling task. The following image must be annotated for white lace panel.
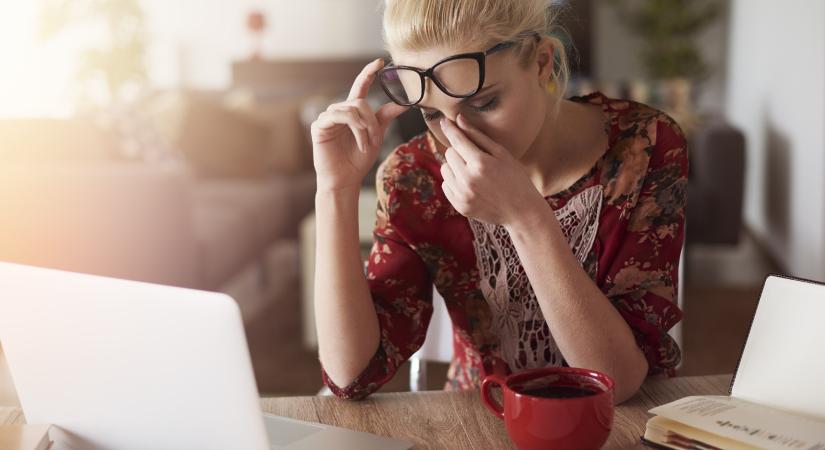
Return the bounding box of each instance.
[468,185,604,370]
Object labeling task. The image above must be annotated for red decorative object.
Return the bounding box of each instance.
[481,367,615,450]
[247,11,266,32]
[246,10,267,60]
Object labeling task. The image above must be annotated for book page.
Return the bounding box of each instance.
[732,276,825,419]
[645,416,760,450]
[649,396,825,450]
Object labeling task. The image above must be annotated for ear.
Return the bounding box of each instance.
[535,38,555,87]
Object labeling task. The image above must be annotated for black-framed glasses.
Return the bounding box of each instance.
[378,32,540,107]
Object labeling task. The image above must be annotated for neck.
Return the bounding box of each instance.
[519,95,607,197]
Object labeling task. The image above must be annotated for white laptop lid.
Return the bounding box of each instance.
[0,262,270,450]
[730,275,825,419]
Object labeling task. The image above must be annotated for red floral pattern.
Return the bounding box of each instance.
[321,92,688,400]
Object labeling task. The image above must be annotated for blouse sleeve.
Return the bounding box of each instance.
[320,154,435,400]
[603,117,689,377]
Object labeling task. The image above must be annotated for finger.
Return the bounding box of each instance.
[455,113,508,159]
[376,102,410,130]
[328,104,369,129]
[329,101,379,148]
[439,161,459,187]
[440,118,487,166]
[441,181,464,215]
[348,58,385,101]
[315,108,367,139]
[315,110,369,153]
[351,100,381,146]
[444,146,470,182]
[333,100,379,132]
[441,181,460,210]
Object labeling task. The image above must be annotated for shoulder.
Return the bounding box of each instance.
[599,96,688,206]
[602,95,686,150]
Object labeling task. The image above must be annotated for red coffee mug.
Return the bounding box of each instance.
[481,367,615,450]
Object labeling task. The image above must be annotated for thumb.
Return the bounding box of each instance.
[376,102,409,130]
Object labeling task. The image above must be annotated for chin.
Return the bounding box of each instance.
[509,136,538,161]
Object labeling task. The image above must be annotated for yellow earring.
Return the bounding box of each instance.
[546,79,557,95]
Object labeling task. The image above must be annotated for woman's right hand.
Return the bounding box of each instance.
[311,58,409,193]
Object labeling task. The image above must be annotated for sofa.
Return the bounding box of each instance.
[0,162,314,292]
[0,96,317,403]
[685,114,746,245]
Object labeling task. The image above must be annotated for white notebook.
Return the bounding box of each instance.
[644,275,825,450]
[730,274,825,419]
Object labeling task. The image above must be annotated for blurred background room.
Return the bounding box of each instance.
[0,0,822,407]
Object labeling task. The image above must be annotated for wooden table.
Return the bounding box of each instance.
[1,374,731,449]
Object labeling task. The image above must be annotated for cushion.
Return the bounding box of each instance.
[149,90,317,178]
[231,93,315,175]
[149,91,275,178]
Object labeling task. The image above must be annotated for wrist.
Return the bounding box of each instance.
[316,182,361,200]
[504,200,557,239]
[315,184,361,218]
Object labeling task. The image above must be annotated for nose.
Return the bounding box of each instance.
[442,112,459,123]
[421,79,460,122]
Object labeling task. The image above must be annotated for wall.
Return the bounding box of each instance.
[141,0,385,89]
[0,1,386,116]
[725,0,825,280]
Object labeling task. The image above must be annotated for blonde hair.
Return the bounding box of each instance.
[381,0,574,110]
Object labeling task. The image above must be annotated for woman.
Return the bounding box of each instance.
[311,0,686,404]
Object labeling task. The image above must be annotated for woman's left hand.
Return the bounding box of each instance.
[439,114,548,227]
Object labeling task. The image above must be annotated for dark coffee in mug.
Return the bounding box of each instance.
[520,385,597,399]
[511,374,603,399]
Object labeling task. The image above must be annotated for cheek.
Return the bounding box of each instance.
[468,111,530,156]
[489,91,545,157]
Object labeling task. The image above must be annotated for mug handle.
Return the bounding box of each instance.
[481,374,506,419]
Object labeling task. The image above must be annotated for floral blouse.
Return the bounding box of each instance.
[321,91,688,400]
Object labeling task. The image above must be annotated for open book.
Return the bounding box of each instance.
[642,275,825,450]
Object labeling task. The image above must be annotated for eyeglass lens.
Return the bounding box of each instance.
[380,57,482,105]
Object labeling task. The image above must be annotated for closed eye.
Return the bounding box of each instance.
[420,108,442,122]
[418,96,500,122]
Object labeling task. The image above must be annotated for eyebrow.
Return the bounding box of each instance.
[418,83,499,110]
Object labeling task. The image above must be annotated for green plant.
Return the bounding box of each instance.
[38,0,148,107]
[603,0,723,80]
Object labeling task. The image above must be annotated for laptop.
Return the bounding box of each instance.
[0,262,412,450]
